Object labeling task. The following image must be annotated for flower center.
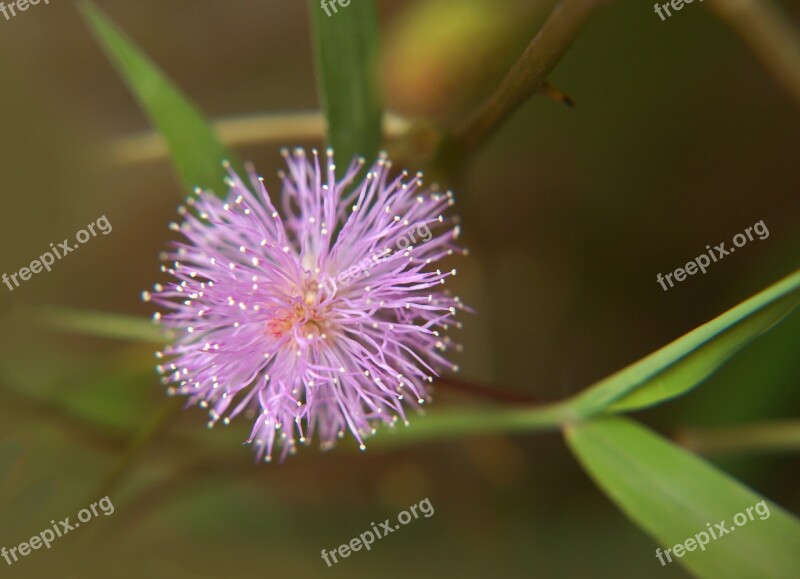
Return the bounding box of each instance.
[265,280,329,340]
[265,302,306,339]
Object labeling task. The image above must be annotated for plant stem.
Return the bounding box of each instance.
[708,0,800,107]
[676,420,800,456]
[21,305,168,343]
[371,400,581,448]
[106,111,412,166]
[437,0,611,170]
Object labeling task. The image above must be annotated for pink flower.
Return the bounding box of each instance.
[146,149,467,461]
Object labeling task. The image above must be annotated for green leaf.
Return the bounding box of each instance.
[27,306,167,343]
[80,1,238,193]
[565,417,800,579]
[309,0,383,170]
[569,269,800,414]
[375,271,800,447]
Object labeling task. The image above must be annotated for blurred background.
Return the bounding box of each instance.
[0,0,798,577]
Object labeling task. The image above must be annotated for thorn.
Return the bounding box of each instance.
[539,80,574,108]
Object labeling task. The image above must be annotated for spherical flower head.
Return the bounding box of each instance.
[146,149,467,462]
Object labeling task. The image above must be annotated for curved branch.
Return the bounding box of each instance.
[437,0,612,168]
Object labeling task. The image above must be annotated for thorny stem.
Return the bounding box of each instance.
[707,0,800,107]
[435,0,612,171]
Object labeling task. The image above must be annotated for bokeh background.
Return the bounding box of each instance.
[0,0,798,577]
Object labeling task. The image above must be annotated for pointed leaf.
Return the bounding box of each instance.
[309,0,383,169]
[570,270,800,414]
[80,1,238,193]
[565,417,800,579]
[375,271,800,446]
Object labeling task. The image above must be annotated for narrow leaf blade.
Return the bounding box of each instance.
[570,270,800,414]
[309,0,383,168]
[565,417,800,578]
[80,1,237,193]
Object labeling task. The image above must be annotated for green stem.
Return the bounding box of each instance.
[437,0,611,170]
[371,400,581,448]
[22,305,168,343]
[105,111,412,166]
[676,420,800,456]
